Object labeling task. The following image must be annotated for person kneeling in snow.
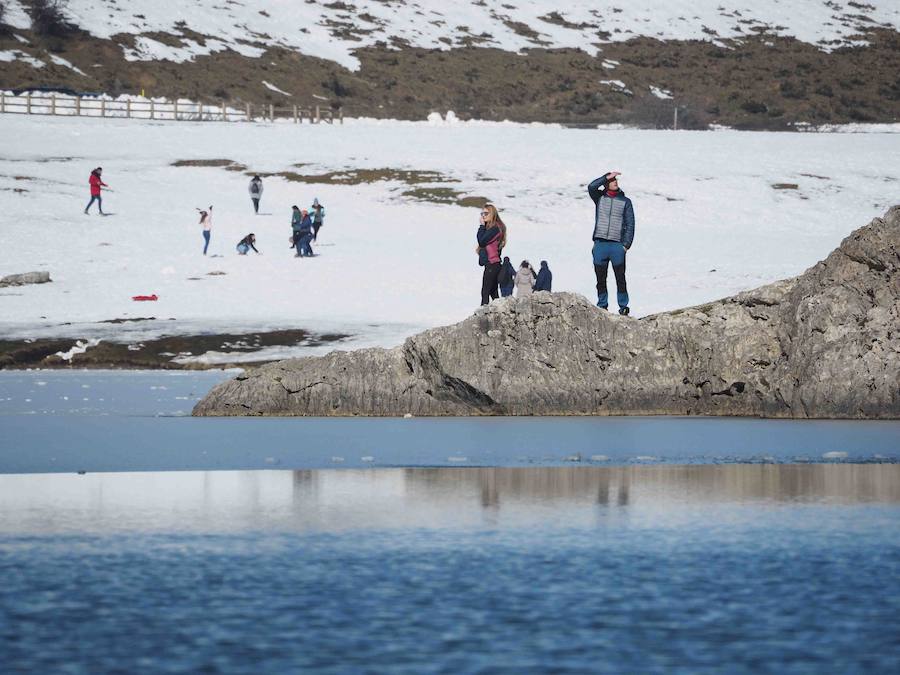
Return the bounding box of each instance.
[236,233,259,255]
[534,260,552,292]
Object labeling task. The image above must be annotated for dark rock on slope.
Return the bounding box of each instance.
[194,206,900,418]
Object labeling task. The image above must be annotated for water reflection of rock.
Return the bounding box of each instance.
[402,465,900,505]
[2,465,897,536]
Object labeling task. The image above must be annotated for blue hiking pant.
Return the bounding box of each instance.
[84,195,102,213]
[203,230,211,255]
[500,284,514,297]
[236,243,249,255]
[592,239,628,310]
[297,233,314,257]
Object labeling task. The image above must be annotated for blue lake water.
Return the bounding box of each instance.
[1,370,898,472]
[1,371,899,673]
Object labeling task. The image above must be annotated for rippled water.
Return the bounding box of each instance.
[1,372,899,672]
[2,466,899,673]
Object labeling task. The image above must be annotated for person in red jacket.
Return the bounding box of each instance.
[84,167,108,215]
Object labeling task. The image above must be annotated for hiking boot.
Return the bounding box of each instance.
[618,307,630,316]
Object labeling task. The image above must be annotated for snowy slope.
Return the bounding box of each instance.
[0,115,897,353]
[4,0,899,70]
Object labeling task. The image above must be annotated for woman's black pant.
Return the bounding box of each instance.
[251,197,259,213]
[481,262,501,305]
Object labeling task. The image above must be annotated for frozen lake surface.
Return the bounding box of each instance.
[1,370,898,672]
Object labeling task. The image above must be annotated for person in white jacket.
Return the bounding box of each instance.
[248,175,263,214]
[515,260,536,297]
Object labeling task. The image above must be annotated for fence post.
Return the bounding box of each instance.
[673,105,678,131]
[0,91,4,113]
[173,99,178,120]
[75,96,80,116]
[51,95,56,115]
[315,105,321,124]
[340,108,344,124]
[150,100,155,120]
[27,93,32,115]
[269,103,274,121]
[293,104,298,124]
[126,99,131,118]
[101,98,106,117]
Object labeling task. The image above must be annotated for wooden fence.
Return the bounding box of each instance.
[0,92,343,124]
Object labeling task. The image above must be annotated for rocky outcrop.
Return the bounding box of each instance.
[0,271,50,287]
[194,207,900,419]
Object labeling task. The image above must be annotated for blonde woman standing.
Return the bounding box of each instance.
[475,203,507,306]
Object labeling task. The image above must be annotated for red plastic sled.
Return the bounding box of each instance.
[132,294,158,301]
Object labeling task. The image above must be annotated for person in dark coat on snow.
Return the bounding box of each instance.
[248,176,263,214]
[294,209,315,258]
[498,256,516,297]
[310,198,325,241]
[84,167,109,214]
[236,233,259,255]
[588,170,635,315]
[534,260,552,292]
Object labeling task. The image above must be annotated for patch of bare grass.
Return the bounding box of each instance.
[261,167,459,186]
[172,159,239,168]
[401,187,490,207]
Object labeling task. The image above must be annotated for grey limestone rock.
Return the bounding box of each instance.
[0,271,51,287]
[194,206,900,419]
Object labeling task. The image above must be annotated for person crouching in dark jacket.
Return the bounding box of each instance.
[534,260,552,292]
[498,256,516,297]
[237,233,259,255]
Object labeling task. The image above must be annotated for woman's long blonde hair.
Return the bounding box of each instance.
[483,203,507,250]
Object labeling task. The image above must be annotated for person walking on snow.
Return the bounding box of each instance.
[310,198,325,241]
[248,175,263,214]
[515,260,536,298]
[198,205,213,255]
[534,260,552,292]
[236,233,259,255]
[588,170,634,315]
[498,256,516,297]
[476,203,507,306]
[290,205,303,252]
[84,167,108,214]
[295,209,315,257]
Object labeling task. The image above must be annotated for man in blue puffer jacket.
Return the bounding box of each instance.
[588,170,634,315]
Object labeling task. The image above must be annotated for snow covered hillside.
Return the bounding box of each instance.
[1,115,897,355]
[2,0,899,70]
